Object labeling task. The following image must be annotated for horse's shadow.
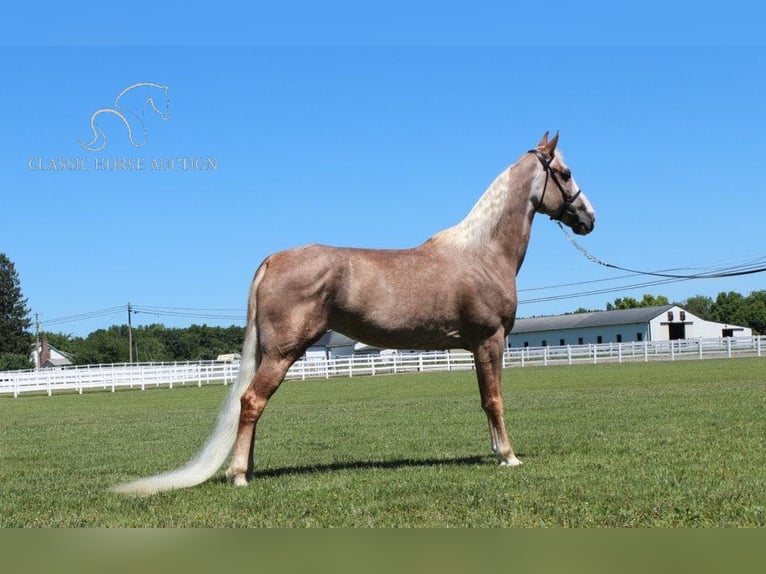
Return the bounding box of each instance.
[213,454,503,483]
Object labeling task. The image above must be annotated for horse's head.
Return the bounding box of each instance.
[530,132,595,236]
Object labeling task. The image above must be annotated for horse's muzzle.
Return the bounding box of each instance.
[572,216,595,236]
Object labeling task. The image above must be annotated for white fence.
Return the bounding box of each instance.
[1,336,763,398]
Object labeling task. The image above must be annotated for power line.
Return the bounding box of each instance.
[40,305,129,327]
[131,305,244,321]
[519,276,688,306]
[38,304,245,331]
[556,222,766,279]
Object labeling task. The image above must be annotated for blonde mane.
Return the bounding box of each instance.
[429,155,543,249]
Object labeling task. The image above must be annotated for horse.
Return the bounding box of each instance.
[112,131,596,495]
[79,82,171,151]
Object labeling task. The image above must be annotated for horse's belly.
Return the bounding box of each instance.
[328,312,464,351]
[327,282,463,349]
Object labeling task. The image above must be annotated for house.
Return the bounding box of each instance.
[507,305,753,348]
[29,337,73,368]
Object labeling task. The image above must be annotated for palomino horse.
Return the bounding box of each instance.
[113,132,595,495]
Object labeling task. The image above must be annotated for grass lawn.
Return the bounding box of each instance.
[0,358,763,527]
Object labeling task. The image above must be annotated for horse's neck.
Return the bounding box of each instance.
[427,157,539,269]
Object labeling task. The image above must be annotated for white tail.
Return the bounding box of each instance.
[111,267,265,495]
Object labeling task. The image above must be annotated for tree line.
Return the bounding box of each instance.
[42,323,245,366]
[1,252,764,370]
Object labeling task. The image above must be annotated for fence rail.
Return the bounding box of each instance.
[1,336,763,398]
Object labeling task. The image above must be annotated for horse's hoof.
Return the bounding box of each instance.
[499,456,523,467]
[225,470,249,486]
[231,475,248,487]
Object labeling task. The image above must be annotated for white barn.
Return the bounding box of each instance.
[508,305,752,348]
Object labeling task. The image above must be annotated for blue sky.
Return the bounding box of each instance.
[2,4,765,336]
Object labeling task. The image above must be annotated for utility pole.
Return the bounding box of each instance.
[35,312,40,370]
[128,302,133,364]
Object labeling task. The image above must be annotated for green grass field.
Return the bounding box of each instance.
[1,358,763,527]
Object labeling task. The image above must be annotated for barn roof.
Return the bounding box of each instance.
[313,330,359,348]
[510,305,675,334]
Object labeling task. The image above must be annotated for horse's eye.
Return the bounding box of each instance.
[560,169,571,182]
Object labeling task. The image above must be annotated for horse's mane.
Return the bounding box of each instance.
[429,155,541,249]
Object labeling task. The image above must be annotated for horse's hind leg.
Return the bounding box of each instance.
[473,330,522,467]
[226,356,294,486]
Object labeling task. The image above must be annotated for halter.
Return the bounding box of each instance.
[528,149,582,220]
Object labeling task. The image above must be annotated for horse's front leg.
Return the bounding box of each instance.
[473,330,522,467]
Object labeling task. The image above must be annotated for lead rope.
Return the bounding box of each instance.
[556,221,766,279]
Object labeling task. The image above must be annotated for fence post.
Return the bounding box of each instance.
[520,348,525,368]
[592,344,597,364]
[618,343,622,364]
[726,337,732,358]
[670,341,675,361]
[567,345,572,365]
[758,336,762,357]
[543,346,548,367]
[643,341,648,362]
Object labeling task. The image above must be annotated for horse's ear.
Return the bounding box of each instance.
[542,131,559,158]
[536,131,550,148]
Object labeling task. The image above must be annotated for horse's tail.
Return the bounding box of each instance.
[111,264,266,496]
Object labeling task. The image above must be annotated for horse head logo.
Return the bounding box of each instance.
[79,83,171,151]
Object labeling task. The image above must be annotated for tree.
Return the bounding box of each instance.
[572,307,600,314]
[607,297,638,310]
[744,291,766,335]
[721,290,766,335]
[0,253,33,370]
[607,294,669,310]
[638,294,670,307]
[710,291,749,328]
[683,295,714,320]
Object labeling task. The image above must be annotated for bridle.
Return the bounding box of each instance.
[528,149,582,220]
